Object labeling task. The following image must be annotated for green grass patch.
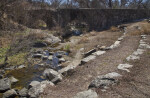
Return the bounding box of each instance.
[0,47,10,64]
[7,52,27,66]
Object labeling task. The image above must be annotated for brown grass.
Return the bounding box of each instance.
[142,24,150,35]
[26,32,46,40]
[110,26,120,32]
[127,22,150,36]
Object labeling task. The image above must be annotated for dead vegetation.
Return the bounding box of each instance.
[127,21,150,36]
[109,26,120,32]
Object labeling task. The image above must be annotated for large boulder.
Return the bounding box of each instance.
[73,89,98,98]
[9,76,19,84]
[81,55,96,64]
[117,64,133,72]
[89,72,122,89]
[28,81,40,89]
[44,35,61,45]
[3,89,17,98]
[43,69,63,83]
[28,81,54,98]
[0,78,11,92]
[19,88,28,97]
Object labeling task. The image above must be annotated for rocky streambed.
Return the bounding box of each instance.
[0,31,76,98]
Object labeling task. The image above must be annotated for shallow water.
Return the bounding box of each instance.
[6,65,46,89]
[0,50,69,98]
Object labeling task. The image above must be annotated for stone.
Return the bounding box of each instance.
[99,46,106,50]
[59,58,66,63]
[9,76,19,84]
[104,72,122,78]
[57,51,67,55]
[5,66,15,70]
[28,81,40,89]
[32,54,42,58]
[0,75,3,79]
[38,63,45,67]
[89,72,121,88]
[117,64,133,72]
[140,41,146,44]
[84,49,97,57]
[17,65,26,69]
[92,51,106,56]
[44,36,61,45]
[34,49,43,54]
[0,78,11,92]
[81,55,96,64]
[133,49,145,55]
[40,80,54,86]
[54,52,63,58]
[141,35,147,39]
[73,89,98,98]
[48,55,53,60]
[43,69,63,82]
[118,37,124,41]
[49,52,54,55]
[19,88,28,97]
[126,55,140,61]
[28,80,54,98]
[113,41,121,47]
[0,70,5,74]
[42,56,48,60]
[139,44,150,49]
[3,89,17,98]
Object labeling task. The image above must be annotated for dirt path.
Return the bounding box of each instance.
[98,35,150,98]
[41,34,140,98]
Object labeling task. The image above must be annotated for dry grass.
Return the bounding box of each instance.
[127,21,150,36]
[110,26,120,32]
[89,31,97,36]
[79,36,89,43]
[142,23,150,35]
[26,32,46,40]
[0,37,11,48]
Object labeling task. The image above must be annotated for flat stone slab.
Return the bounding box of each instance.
[3,89,17,98]
[139,44,150,49]
[118,64,133,72]
[84,48,96,57]
[73,89,98,98]
[133,49,145,55]
[92,51,106,56]
[141,35,146,37]
[126,55,140,61]
[109,41,121,49]
[118,37,124,41]
[81,55,96,63]
[104,72,122,78]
